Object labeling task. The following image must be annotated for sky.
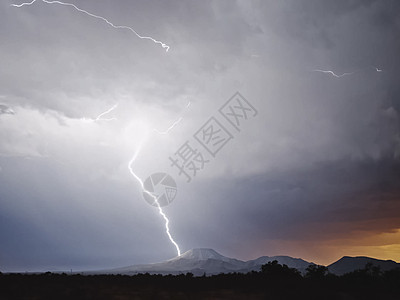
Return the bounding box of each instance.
[1,0,400,272]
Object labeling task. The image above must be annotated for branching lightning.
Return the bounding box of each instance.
[128,141,181,256]
[12,0,181,257]
[11,0,170,52]
[312,69,354,78]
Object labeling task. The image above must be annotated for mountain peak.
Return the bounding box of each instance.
[178,248,227,261]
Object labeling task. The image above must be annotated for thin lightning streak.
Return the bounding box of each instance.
[312,66,383,78]
[11,0,170,52]
[153,101,191,135]
[128,141,181,256]
[95,104,118,121]
[312,69,354,78]
[153,117,183,135]
[81,104,118,123]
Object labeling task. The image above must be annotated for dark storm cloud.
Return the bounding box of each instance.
[169,0,400,259]
[0,104,14,115]
[230,158,400,239]
[171,157,400,264]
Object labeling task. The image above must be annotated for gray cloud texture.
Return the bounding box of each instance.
[1,0,400,271]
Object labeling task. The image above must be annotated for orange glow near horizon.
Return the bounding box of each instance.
[317,229,400,265]
[247,229,400,266]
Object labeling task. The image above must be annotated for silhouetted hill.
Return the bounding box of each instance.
[328,256,400,275]
[247,255,313,274]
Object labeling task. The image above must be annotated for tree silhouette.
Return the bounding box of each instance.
[261,260,301,280]
[364,263,381,277]
[305,264,328,279]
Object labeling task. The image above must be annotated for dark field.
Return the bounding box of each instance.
[1,262,400,300]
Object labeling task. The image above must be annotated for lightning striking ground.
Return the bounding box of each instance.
[128,141,181,256]
[11,0,170,52]
[12,0,179,256]
[128,103,191,255]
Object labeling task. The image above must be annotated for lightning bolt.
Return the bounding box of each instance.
[12,0,179,256]
[81,103,118,123]
[312,66,383,78]
[153,101,191,135]
[95,104,118,122]
[11,0,170,52]
[128,140,181,256]
[312,69,354,78]
[127,102,191,256]
[153,117,183,135]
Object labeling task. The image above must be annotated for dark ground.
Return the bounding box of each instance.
[1,261,400,299]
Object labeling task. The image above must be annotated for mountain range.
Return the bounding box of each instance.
[86,248,400,276]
